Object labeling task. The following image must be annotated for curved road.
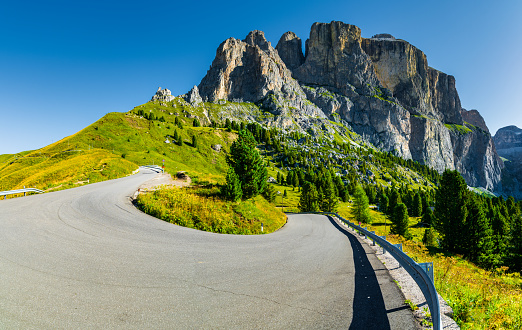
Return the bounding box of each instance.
[0,169,416,329]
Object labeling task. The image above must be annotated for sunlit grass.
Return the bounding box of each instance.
[136,186,287,234]
[337,203,522,330]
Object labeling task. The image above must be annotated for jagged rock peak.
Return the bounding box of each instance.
[152,87,174,102]
[183,85,203,105]
[461,108,489,133]
[275,32,305,71]
[371,33,396,40]
[293,21,379,94]
[243,30,271,51]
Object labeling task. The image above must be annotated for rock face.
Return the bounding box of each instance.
[152,87,175,102]
[461,108,489,133]
[195,21,504,191]
[183,85,203,105]
[494,126,522,198]
[275,32,305,71]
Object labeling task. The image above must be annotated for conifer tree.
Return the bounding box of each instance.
[509,214,522,271]
[387,188,401,216]
[434,170,468,253]
[391,203,410,237]
[321,171,337,212]
[465,194,495,268]
[299,181,319,212]
[422,207,434,227]
[228,130,268,199]
[192,135,198,148]
[422,228,437,247]
[380,194,389,214]
[193,117,201,127]
[352,185,372,224]
[412,191,422,217]
[177,135,183,146]
[222,167,242,202]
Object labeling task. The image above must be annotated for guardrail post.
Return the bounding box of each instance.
[24,186,26,196]
[370,231,376,246]
[419,262,434,283]
[393,244,403,268]
[379,236,386,253]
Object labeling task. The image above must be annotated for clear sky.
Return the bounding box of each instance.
[1,0,521,154]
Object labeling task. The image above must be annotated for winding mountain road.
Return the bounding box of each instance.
[0,168,416,329]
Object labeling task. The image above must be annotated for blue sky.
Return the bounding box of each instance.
[1,0,521,154]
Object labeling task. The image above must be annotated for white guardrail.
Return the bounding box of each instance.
[0,187,45,199]
[320,212,442,330]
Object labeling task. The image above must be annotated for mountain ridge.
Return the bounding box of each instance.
[194,20,503,192]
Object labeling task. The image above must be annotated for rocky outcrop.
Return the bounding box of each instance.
[198,30,325,130]
[152,87,175,102]
[183,85,203,105]
[275,32,305,71]
[192,21,504,191]
[293,21,379,94]
[461,108,489,133]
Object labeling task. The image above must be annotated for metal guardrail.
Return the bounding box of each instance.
[321,212,443,330]
[0,187,45,199]
[139,165,164,173]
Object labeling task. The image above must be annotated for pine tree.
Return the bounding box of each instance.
[352,185,372,224]
[262,184,277,203]
[391,203,410,237]
[192,135,198,148]
[388,188,401,215]
[422,228,437,247]
[177,135,183,146]
[465,194,495,268]
[299,181,319,212]
[434,170,468,253]
[412,192,422,217]
[422,207,434,227]
[321,172,337,212]
[509,214,522,271]
[193,117,201,127]
[221,167,242,202]
[228,130,268,199]
[380,194,389,214]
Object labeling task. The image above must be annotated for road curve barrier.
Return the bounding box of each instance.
[0,187,45,199]
[321,212,443,330]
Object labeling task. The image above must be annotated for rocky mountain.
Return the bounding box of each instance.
[494,126,522,198]
[193,21,503,191]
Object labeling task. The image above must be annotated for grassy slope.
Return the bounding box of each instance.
[335,203,522,330]
[0,106,236,193]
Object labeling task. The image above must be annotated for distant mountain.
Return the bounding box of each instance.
[194,21,503,191]
[494,125,522,198]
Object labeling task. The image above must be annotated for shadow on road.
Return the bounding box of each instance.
[327,216,391,330]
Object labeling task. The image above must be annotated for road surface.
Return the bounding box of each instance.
[0,168,416,329]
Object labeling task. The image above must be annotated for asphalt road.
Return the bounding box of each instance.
[0,168,416,329]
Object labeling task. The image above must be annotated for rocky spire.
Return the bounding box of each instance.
[151,87,174,102]
[275,32,305,71]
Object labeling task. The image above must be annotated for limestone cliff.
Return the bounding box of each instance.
[195,21,503,191]
[494,126,522,198]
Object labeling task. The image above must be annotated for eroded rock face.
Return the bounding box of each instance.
[461,108,489,133]
[183,85,203,105]
[275,32,305,71]
[293,21,379,94]
[191,21,503,191]
[152,87,175,102]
